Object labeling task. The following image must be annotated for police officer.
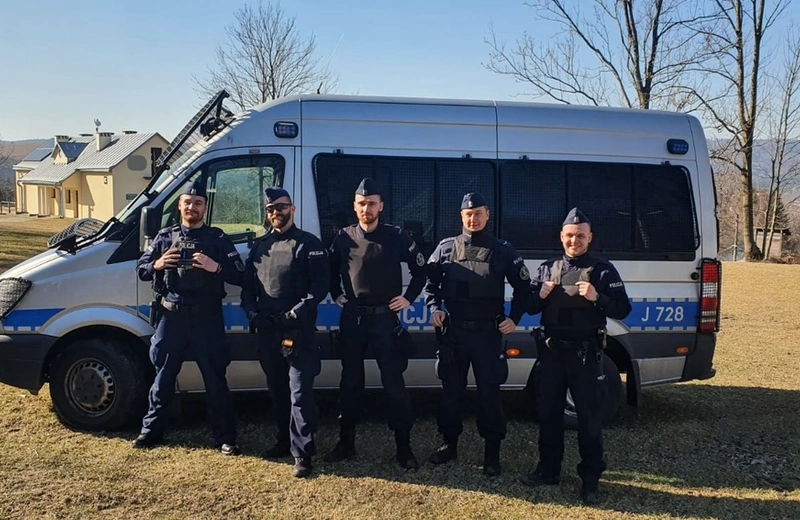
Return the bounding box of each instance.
[323,177,426,469]
[424,192,530,476]
[521,208,631,505]
[240,188,330,478]
[133,179,245,455]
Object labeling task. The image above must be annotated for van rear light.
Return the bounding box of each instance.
[698,258,721,333]
[0,278,33,320]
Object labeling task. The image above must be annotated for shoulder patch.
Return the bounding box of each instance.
[520,265,530,281]
[416,251,425,267]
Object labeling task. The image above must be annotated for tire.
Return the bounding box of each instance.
[563,353,622,430]
[49,337,151,431]
[526,353,623,430]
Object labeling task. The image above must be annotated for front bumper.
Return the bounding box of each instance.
[0,333,57,392]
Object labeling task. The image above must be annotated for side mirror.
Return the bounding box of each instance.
[139,206,161,252]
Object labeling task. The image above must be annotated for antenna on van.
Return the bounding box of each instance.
[317,33,344,95]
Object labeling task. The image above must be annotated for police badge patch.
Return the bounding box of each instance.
[416,252,425,267]
[235,259,245,272]
[520,265,530,280]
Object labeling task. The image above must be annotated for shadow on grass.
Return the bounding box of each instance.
[98,383,799,518]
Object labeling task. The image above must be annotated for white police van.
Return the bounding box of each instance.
[0,91,721,430]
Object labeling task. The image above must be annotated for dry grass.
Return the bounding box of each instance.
[0,215,78,272]
[1,226,799,518]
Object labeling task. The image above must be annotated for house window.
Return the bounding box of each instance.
[66,190,71,204]
[150,147,163,178]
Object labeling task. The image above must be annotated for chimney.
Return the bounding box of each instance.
[54,135,70,142]
[96,132,112,151]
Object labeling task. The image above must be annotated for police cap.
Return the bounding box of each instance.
[180,179,207,199]
[461,192,488,210]
[563,207,591,226]
[355,177,380,197]
[265,187,291,204]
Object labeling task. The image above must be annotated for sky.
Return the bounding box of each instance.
[1,0,798,141]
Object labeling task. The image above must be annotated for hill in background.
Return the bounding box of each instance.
[0,139,48,182]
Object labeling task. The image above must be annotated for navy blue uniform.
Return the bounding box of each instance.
[137,224,244,445]
[528,253,631,486]
[240,225,329,458]
[329,223,426,434]
[424,230,530,442]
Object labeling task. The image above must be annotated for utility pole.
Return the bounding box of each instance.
[730,207,740,261]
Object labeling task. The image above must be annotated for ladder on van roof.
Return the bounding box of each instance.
[153,90,235,177]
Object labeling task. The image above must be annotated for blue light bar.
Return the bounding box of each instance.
[667,139,689,155]
[274,121,299,139]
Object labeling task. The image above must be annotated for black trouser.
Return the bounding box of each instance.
[141,307,236,445]
[535,337,606,485]
[257,322,321,458]
[435,324,509,441]
[337,311,412,433]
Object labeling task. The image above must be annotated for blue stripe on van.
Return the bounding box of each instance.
[2,299,698,333]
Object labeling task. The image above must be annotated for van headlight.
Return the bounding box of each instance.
[0,278,33,320]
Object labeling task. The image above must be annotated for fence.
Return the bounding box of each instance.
[0,201,15,214]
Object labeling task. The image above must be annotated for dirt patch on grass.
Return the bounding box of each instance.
[0,262,799,518]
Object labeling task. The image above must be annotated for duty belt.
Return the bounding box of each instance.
[450,318,497,331]
[161,300,211,314]
[345,304,392,317]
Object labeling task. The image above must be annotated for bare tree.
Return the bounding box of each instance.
[759,28,800,258]
[687,0,790,260]
[0,135,14,205]
[485,0,717,109]
[194,1,336,111]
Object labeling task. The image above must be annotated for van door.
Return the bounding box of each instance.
[135,149,294,392]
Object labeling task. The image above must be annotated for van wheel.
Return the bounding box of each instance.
[49,338,151,431]
[563,353,622,430]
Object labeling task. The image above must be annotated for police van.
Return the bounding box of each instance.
[0,91,721,431]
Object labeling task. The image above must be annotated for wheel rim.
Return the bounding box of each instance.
[64,358,116,416]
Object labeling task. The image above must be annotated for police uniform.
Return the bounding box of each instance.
[424,192,531,476]
[240,188,330,478]
[324,177,427,469]
[134,180,245,454]
[522,208,631,503]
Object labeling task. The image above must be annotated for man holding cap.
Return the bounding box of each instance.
[324,177,426,469]
[521,207,631,505]
[241,187,329,478]
[134,178,245,455]
[423,192,530,476]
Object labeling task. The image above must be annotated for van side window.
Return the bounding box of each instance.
[500,160,698,259]
[313,154,495,256]
[160,155,285,243]
[207,156,285,241]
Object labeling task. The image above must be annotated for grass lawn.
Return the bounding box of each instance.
[0,215,78,272]
[0,219,798,518]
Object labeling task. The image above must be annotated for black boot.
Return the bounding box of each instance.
[428,435,458,465]
[482,440,501,477]
[131,433,162,450]
[293,457,313,478]
[580,481,603,505]
[520,464,561,487]
[323,424,356,463]
[395,430,419,470]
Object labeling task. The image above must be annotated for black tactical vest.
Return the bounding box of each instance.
[442,235,505,310]
[254,234,303,311]
[541,259,605,339]
[163,229,216,295]
[343,226,402,303]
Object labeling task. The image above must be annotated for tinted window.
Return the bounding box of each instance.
[500,160,698,258]
[314,154,495,256]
